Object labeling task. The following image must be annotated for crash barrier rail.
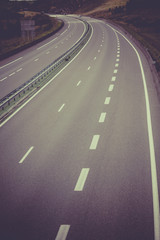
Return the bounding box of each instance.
[0,19,92,117]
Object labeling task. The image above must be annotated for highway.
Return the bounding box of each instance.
[0,16,85,99]
[0,15,160,240]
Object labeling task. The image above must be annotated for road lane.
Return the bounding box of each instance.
[0,16,160,240]
[0,16,85,99]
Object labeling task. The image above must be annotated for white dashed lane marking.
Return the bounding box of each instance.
[9,72,15,77]
[16,68,22,72]
[108,84,114,92]
[74,168,90,191]
[77,81,81,86]
[19,146,34,164]
[99,112,107,123]
[89,135,100,150]
[0,77,7,82]
[104,97,111,104]
[58,103,65,112]
[112,76,116,82]
[55,225,70,240]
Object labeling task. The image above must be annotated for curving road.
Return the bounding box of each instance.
[0,15,160,240]
[0,16,86,99]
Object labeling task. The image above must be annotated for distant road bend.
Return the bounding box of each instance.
[0,15,160,240]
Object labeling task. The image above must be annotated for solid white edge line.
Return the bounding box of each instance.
[55,225,70,240]
[0,57,23,69]
[61,29,67,36]
[74,168,90,191]
[19,146,34,164]
[37,37,58,50]
[107,23,160,240]
[89,135,100,150]
[0,24,94,128]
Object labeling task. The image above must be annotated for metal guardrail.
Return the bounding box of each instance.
[0,19,92,115]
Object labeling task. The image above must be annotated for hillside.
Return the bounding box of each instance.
[76,0,127,15]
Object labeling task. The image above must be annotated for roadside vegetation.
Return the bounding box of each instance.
[76,0,127,15]
[0,7,63,60]
[78,0,160,73]
[0,0,159,74]
[108,8,160,72]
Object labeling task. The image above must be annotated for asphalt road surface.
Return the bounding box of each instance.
[0,15,160,240]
